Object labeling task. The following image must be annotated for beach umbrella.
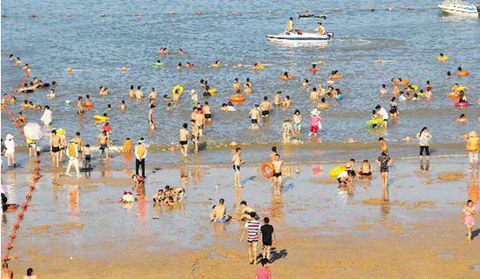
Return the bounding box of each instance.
[23,122,43,140]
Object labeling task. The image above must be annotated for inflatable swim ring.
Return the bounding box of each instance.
[211,63,223,68]
[455,102,470,107]
[172,85,184,96]
[153,62,163,68]
[208,88,217,95]
[367,118,384,127]
[417,91,426,97]
[406,85,418,92]
[261,162,274,178]
[457,70,470,76]
[437,56,449,62]
[330,73,343,80]
[398,80,410,86]
[229,95,245,103]
[85,100,93,108]
[94,115,110,121]
[448,92,459,99]
[279,75,295,80]
[7,204,18,212]
[57,129,66,136]
[252,64,265,70]
[328,165,346,178]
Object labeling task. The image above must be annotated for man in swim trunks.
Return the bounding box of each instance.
[240,212,261,264]
[97,131,109,160]
[210,198,230,223]
[249,104,260,129]
[204,102,212,122]
[50,129,61,167]
[232,147,244,188]
[272,154,283,193]
[179,123,190,157]
[239,200,259,220]
[260,97,272,118]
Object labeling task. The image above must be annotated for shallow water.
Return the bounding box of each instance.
[1,0,480,146]
[1,157,475,259]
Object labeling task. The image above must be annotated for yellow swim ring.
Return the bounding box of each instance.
[208,88,216,95]
[437,56,449,62]
[94,115,110,122]
[172,85,184,96]
[328,165,346,178]
[211,63,223,68]
[57,129,66,136]
[252,64,265,70]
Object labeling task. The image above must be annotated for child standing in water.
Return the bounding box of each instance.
[280,119,294,143]
[308,109,321,137]
[293,109,302,133]
[462,200,475,241]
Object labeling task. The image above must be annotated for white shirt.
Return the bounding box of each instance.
[41,109,52,125]
[4,139,15,154]
[378,107,389,120]
[337,170,348,179]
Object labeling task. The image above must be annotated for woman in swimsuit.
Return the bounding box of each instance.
[463,200,475,241]
[389,97,399,118]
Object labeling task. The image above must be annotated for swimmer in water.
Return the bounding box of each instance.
[120,100,127,110]
[233,78,241,92]
[283,95,291,108]
[456,114,468,123]
[380,84,388,96]
[135,86,143,99]
[186,62,194,69]
[249,104,260,129]
[149,87,158,101]
[389,97,399,118]
[129,85,135,98]
[243,82,252,95]
[177,63,182,71]
[77,96,84,114]
[177,49,184,55]
[302,79,309,90]
[273,91,282,106]
[203,102,211,122]
[310,87,319,101]
[232,147,244,188]
[260,96,272,117]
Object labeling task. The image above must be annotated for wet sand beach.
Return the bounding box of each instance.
[2,156,479,278]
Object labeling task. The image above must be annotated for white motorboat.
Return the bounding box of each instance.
[266,31,334,44]
[438,0,480,16]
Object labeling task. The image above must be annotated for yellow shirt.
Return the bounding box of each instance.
[135,144,147,159]
[467,137,479,152]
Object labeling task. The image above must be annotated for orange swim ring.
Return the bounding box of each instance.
[397,79,410,86]
[457,70,469,76]
[229,94,245,103]
[447,92,459,99]
[261,162,274,178]
[279,74,295,80]
[330,73,343,80]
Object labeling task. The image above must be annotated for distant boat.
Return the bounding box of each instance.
[438,0,480,16]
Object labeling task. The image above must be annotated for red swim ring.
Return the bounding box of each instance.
[455,102,470,107]
[261,162,274,178]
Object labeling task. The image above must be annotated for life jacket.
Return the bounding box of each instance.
[467,137,479,152]
[136,145,146,158]
[67,143,77,158]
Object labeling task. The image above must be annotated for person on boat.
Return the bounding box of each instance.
[285,17,295,33]
[316,22,325,35]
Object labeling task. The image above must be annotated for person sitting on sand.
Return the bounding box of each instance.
[359,160,372,176]
[456,114,468,123]
[164,185,186,201]
[210,198,231,223]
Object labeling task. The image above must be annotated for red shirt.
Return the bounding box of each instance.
[256,267,271,279]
